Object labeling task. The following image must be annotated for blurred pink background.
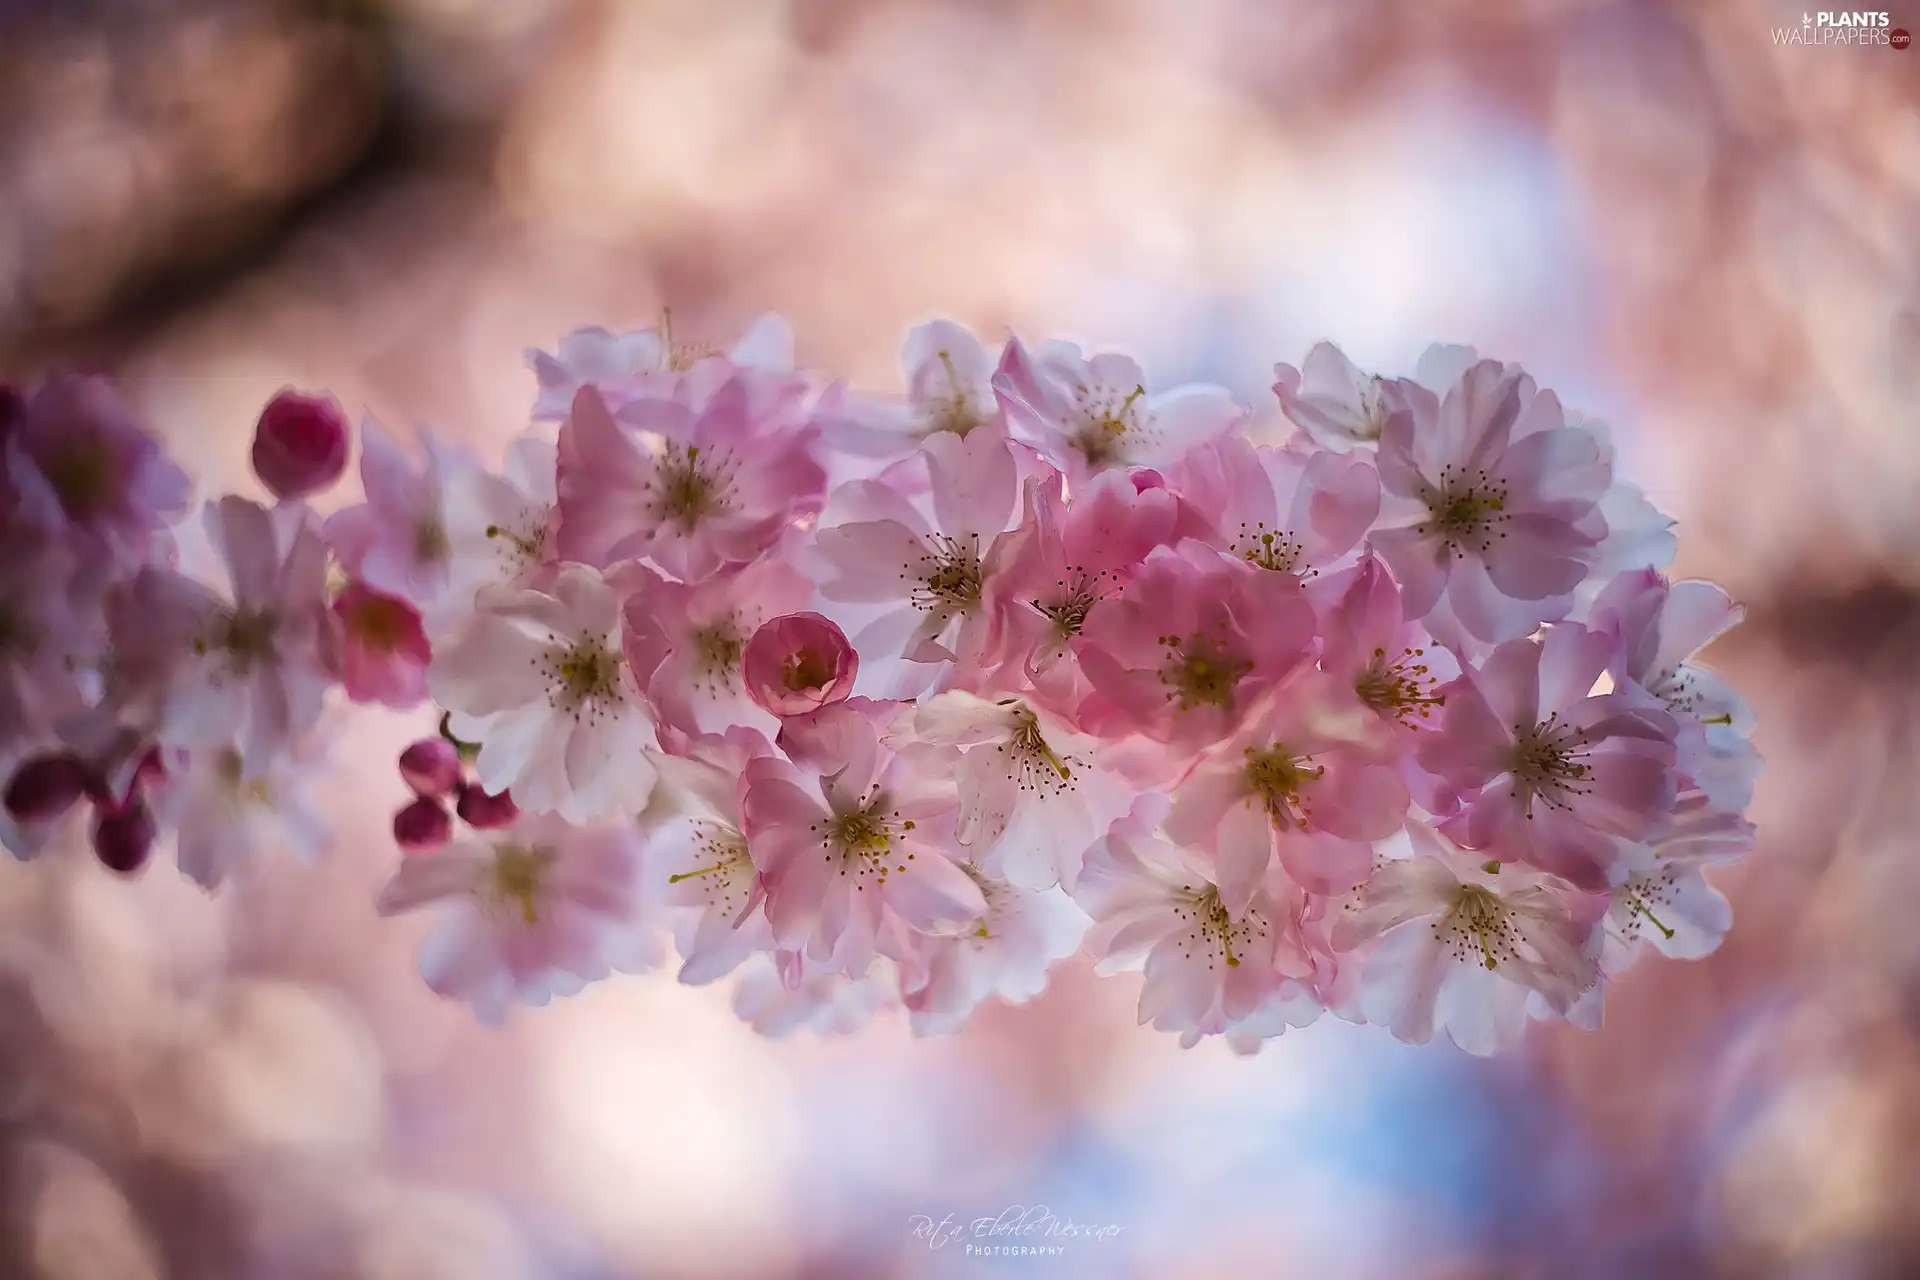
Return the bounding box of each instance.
[3,1,1918,1276]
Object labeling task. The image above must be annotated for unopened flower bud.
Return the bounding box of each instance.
[252,389,349,500]
[4,753,88,822]
[399,738,462,798]
[455,783,518,829]
[92,797,157,874]
[393,796,452,852]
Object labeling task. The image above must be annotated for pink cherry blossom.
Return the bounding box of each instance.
[1328,824,1603,1055]
[1272,342,1408,453]
[428,433,558,639]
[111,497,336,771]
[995,336,1243,482]
[910,690,1131,890]
[741,611,858,718]
[1419,624,1679,889]
[740,701,986,973]
[3,376,189,570]
[1370,359,1610,644]
[1602,791,1752,964]
[1074,541,1318,753]
[1163,672,1408,905]
[815,320,1007,459]
[620,554,814,736]
[554,379,825,580]
[1074,803,1320,1047]
[648,727,777,985]
[323,419,470,609]
[150,734,329,889]
[1170,433,1379,579]
[333,583,431,708]
[529,312,793,419]
[428,563,659,822]
[1588,568,1758,811]
[376,810,663,1024]
[812,425,1021,676]
[731,951,899,1038]
[0,539,101,766]
[896,870,1088,1036]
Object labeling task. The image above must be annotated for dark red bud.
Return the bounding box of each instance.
[92,797,157,874]
[398,738,463,797]
[251,389,350,501]
[4,753,88,822]
[393,796,452,852]
[455,783,518,830]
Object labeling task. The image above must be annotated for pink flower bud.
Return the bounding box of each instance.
[455,783,518,829]
[742,612,858,717]
[398,738,462,797]
[251,389,349,500]
[4,753,88,822]
[393,796,452,852]
[91,797,157,874]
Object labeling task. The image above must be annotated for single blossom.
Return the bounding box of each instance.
[620,555,814,736]
[2,376,190,569]
[428,433,558,639]
[815,320,1007,459]
[995,337,1243,483]
[896,868,1088,1036]
[333,582,432,708]
[1073,804,1320,1047]
[1328,824,1603,1055]
[740,701,986,974]
[555,380,825,581]
[812,425,1022,675]
[1170,433,1379,580]
[111,497,336,770]
[647,727,776,985]
[323,420,470,609]
[1587,568,1758,812]
[1272,342,1408,453]
[1419,625,1678,889]
[910,690,1131,891]
[1163,672,1408,906]
[149,735,329,889]
[1074,540,1318,754]
[731,951,899,1038]
[251,389,350,500]
[1370,359,1610,644]
[529,312,793,419]
[1601,791,1752,964]
[428,563,659,823]
[741,611,859,718]
[377,811,662,1024]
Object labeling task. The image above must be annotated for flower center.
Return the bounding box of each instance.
[195,607,281,675]
[1243,744,1322,828]
[782,646,834,692]
[486,843,551,925]
[1172,883,1265,970]
[1356,376,1390,441]
[214,749,274,805]
[667,823,753,914]
[1435,883,1519,970]
[541,633,627,721]
[691,618,744,690]
[342,591,416,653]
[1415,464,1510,555]
[484,514,548,573]
[923,351,987,437]
[1615,866,1680,942]
[414,511,450,564]
[45,438,117,520]
[648,444,734,529]
[1032,566,1112,641]
[1069,383,1149,470]
[1507,712,1592,812]
[908,533,983,616]
[1355,646,1447,726]
[1230,522,1309,575]
[1158,630,1252,712]
[812,788,917,888]
[995,702,1075,795]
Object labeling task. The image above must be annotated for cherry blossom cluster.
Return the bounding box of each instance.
[0,318,1760,1053]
